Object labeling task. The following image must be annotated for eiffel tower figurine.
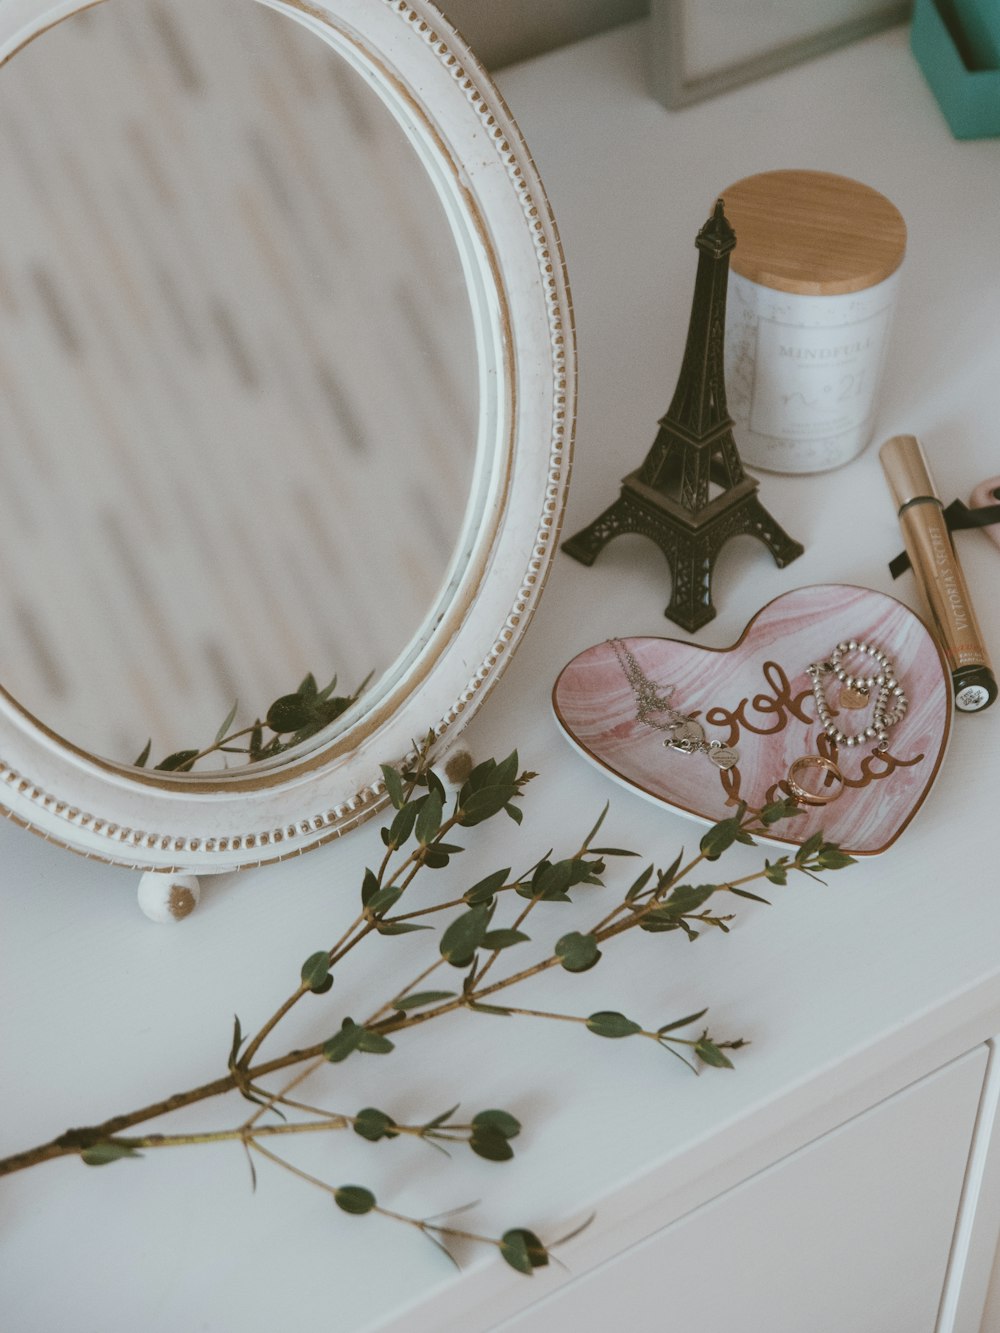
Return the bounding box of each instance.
[562,199,803,632]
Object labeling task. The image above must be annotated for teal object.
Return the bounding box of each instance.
[911,0,1000,138]
[952,0,1000,67]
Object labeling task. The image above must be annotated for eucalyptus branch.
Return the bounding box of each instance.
[247,1137,555,1274]
[0,750,854,1278]
[136,669,373,774]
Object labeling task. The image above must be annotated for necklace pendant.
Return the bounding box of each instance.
[839,684,870,709]
[672,719,704,746]
[709,744,739,770]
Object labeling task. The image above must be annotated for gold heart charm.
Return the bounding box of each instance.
[839,684,870,709]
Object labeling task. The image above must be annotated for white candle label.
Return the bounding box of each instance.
[725,268,902,472]
[748,303,893,443]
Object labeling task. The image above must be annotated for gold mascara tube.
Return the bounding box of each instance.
[880,434,997,712]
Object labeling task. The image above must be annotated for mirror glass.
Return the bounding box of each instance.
[0,0,478,774]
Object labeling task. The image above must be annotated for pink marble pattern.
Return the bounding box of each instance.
[552,585,953,856]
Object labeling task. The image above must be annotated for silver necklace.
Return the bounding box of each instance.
[610,639,739,770]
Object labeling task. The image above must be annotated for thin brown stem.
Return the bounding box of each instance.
[472,894,538,989]
[241,1058,325,1131]
[248,1137,339,1197]
[366,956,449,1026]
[387,882,519,923]
[122,1119,349,1149]
[239,984,308,1070]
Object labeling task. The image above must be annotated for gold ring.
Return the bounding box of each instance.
[787,755,844,806]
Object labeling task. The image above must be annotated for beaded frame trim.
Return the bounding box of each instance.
[0,0,574,867]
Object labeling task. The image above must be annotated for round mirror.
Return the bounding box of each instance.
[0,0,572,873]
[0,0,478,772]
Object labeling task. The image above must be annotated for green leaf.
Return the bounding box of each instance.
[249,722,264,760]
[504,802,523,825]
[380,764,406,811]
[353,1107,398,1142]
[266,693,318,733]
[334,1185,376,1215]
[298,672,319,698]
[817,845,856,870]
[464,868,510,906]
[422,1104,460,1132]
[695,1037,735,1070]
[759,797,803,826]
[392,990,456,1012]
[660,847,685,888]
[500,1229,549,1274]
[134,738,151,768]
[469,751,519,793]
[324,1018,364,1063]
[316,672,338,702]
[638,909,683,934]
[357,1029,395,1055]
[795,831,825,864]
[625,864,655,902]
[582,802,608,847]
[555,931,601,973]
[699,818,736,860]
[586,1011,641,1039]
[728,886,771,905]
[471,1109,521,1140]
[414,789,444,846]
[589,847,639,858]
[763,858,789,886]
[458,752,521,826]
[324,1018,393,1063]
[214,698,240,744]
[360,868,380,906]
[366,884,405,917]
[317,697,352,725]
[300,951,333,994]
[384,801,420,849]
[522,856,601,903]
[481,929,530,951]
[81,1141,141,1166]
[228,1014,244,1067]
[421,848,452,870]
[469,1124,514,1161]
[699,817,755,860]
[439,905,491,967]
[466,1001,512,1016]
[656,1008,708,1034]
[520,860,567,902]
[664,884,716,915]
[154,749,200,772]
[376,921,433,935]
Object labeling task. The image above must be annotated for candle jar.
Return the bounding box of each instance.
[722,169,906,474]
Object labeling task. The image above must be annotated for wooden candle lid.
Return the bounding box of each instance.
[721,169,906,296]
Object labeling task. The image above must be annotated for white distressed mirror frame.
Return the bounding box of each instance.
[0,0,573,879]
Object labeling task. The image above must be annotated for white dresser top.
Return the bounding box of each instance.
[2,19,999,1333]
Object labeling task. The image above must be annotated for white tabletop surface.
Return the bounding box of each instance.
[3,19,1000,1333]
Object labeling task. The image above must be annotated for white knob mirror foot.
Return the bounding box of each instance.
[137,872,201,925]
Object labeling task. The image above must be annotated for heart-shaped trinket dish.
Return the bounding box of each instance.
[552,585,952,855]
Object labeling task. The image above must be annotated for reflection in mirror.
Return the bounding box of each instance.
[0,0,477,773]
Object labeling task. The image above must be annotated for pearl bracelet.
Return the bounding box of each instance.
[807,640,908,753]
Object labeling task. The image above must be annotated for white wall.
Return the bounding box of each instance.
[439,0,647,67]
